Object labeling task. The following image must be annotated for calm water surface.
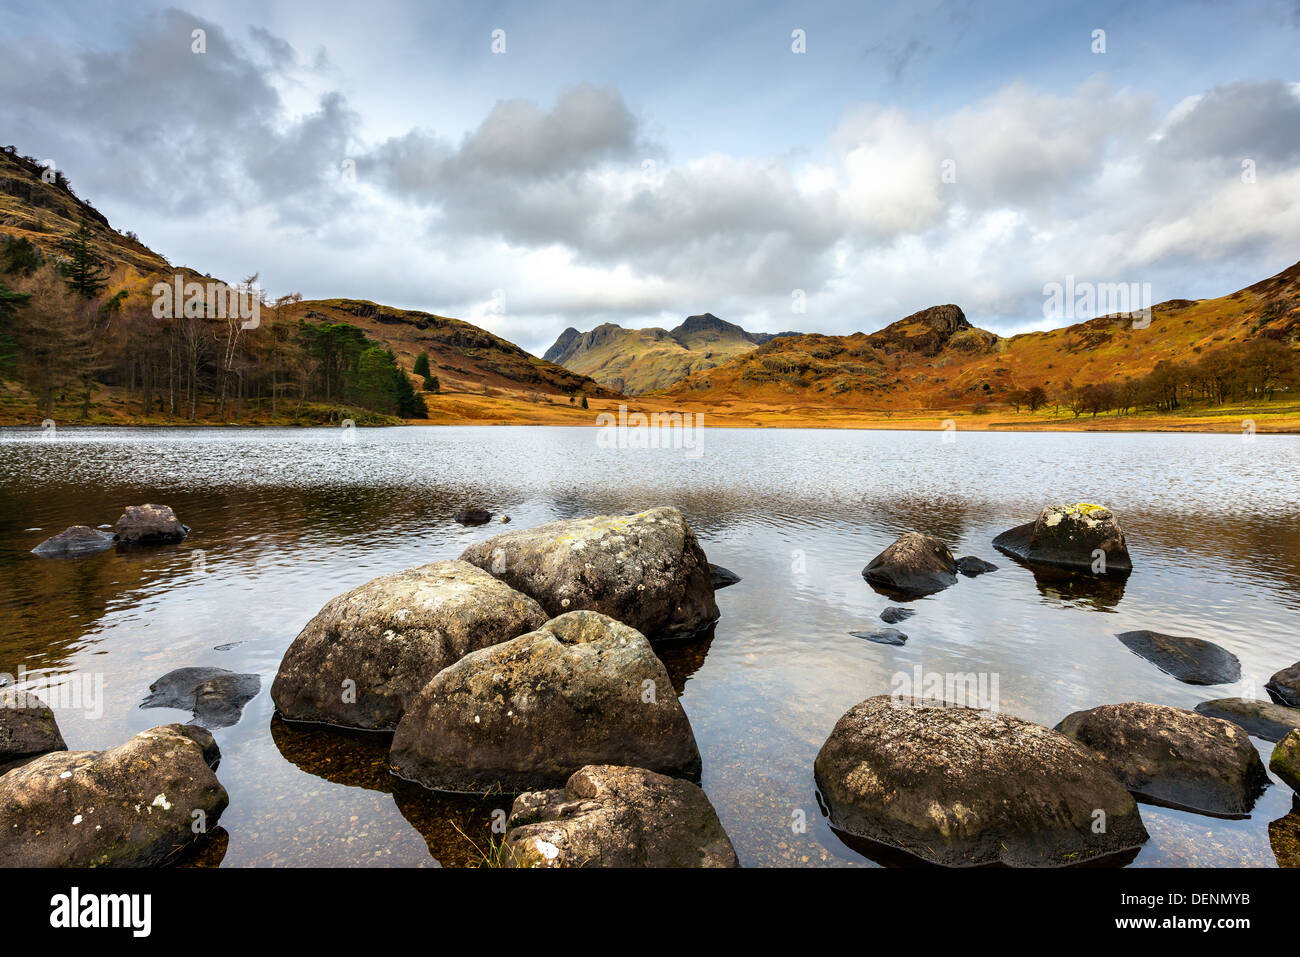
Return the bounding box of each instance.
[1,426,1298,867]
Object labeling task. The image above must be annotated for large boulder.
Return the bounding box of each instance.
[813,695,1148,866]
[1194,698,1300,743]
[271,560,547,730]
[0,724,227,867]
[503,765,738,868]
[390,611,701,793]
[113,504,188,545]
[459,507,718,641]
[0,689,67,769]
[30,526,115,558]
[861,532,958,597]
[1116,630,1241,685]
[1272,730,1300,792]
[1056,702,1269,817]
[141,667,261,729]
[992,503,1131,573]
[1267,662,1300,707]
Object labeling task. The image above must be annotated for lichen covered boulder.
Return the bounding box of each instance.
[113,504,188,545]
[1272,730,1300,793]
[30,526,115,558]
[1056,702,1269,817]
[813,695,1148,866]
[0,689,67,769]
[504,765,737,868]
[0,724,228,867]
[390,611,701,793]
[992,503,1131,573]
[460,507,719,640]
[272,560,547,730]
[861,532,958,597]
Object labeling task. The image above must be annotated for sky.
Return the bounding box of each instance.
[2,0,1299,355]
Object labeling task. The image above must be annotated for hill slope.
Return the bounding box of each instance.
[543,312,797,394]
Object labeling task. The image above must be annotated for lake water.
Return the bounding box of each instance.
[1,425,1298,867]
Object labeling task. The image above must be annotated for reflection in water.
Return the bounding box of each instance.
[997,554,1130,611]
[1,426,1297,867]
[824,823,1142,869]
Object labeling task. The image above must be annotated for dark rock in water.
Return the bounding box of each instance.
[1273,731,1300,793]
[955,555,998,577]
[1268,803,1300,868]
[992,503,1131,574]
[390,611,701,793]
[1056,701,1269,818]
[30,525,115,558]
[849,628,907,646]
[454,507,493,526]
[1194,698,1300,743]
[814,695,1148,866]
[0,689,67,769]
[114,504,188,545]
[460,506,719,641]
[1266,661,1300,707]
[709,563,742,590]
[0,724,228,866]
[271,560,546,730]
[142,666,261,729]
[1116,630,1241,685]
[504,765,738,868]
[880,606,915,624]
[862,532,957,597]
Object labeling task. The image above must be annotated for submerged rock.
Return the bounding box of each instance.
[955,555,998,577]
[1268,802,1300,868]
[0,689,67,769]
[30,525,115,558]
[503,765,738,868]
[454,507,493,526]
[880,607,915,624]
[1056,702,1269,818]
[460,506,719,641]
[813,695,1148,866]
[992,503,1131,574]
[113,504,188,545]
[1273,731,1300,792]
[1194,698,1300,743]
[1116,630,1241,685]
[271,560,547,730]
[1266,662,1300,708]
[709,563,742,590]
[861,532,958,597]
[390,611,701,793]
[0,724,228,867]
[849,628,907,646]
[141,667,261,729]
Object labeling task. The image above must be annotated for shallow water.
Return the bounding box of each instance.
[1,425,1297,867]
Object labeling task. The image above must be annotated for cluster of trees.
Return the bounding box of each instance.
[1005,339,1297,418]
[0,229,429,421]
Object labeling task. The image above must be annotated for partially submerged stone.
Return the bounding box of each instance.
[1194,698,1300,743]
[390,611,701,793]
[271,559,547,730]
[1056,702,1269,818]
[460,506,719,641]
[709,563,742,590]
[113,504,188,545]
[992,503,1131,574]
[849,628,907,646]
[30,525,114,558]
[813,695,1148,866]
[0,724,228,867]
[880,607,915,624]
[1116,630,1241,685]
[454,507,493,526]
[955,555,998,577]
[861,532,958,597]
[0,689,67,769]
[504,765,737,868]
[1266,661,1300,707]
[141,667,261,729]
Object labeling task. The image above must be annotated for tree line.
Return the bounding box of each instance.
[0,228,428,422]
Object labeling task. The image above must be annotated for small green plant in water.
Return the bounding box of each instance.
[448,819,512,868]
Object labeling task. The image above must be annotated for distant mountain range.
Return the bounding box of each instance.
[543,314,800,394]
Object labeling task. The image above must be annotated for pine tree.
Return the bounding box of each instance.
[412,351,431,378]
[581,395,588,409]
[59,221,109,298]
[423,374,439,393]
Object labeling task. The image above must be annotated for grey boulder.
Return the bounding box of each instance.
[0,689,67,769]
[460,506,719,641]
[993,503,1131,573]
[271,559,547,730]
[1116,630,1241,685]
[955,556,998,577]
[1266,661,1300,707]
[142,667,261,729]
[504,765,738,868]
[390,611,701,793]
[862,532,958,596]
[30,526,115,558]
[1194,698,1300,743]
[113,504,188,545]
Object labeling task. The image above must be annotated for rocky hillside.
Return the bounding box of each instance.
[543,313,797,394]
